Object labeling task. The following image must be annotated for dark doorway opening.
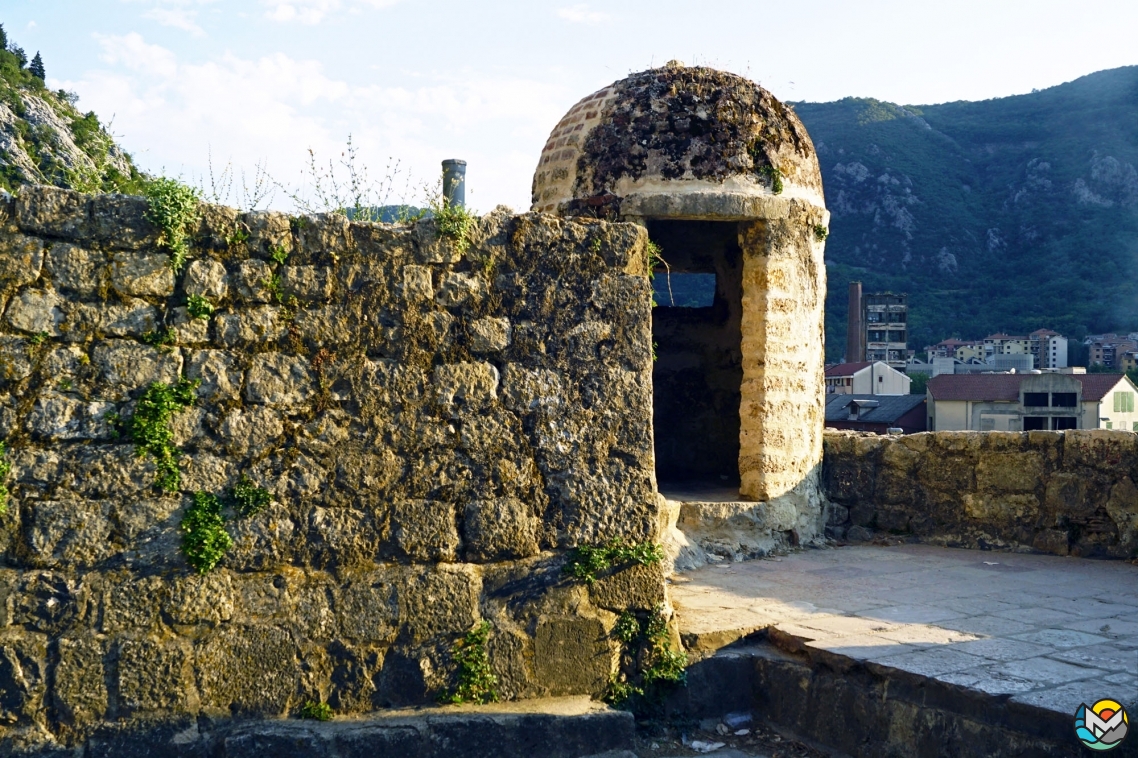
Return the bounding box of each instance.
[649,220,743,488]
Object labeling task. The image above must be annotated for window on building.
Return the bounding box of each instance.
[1051,393,1077,407]
[1133,421,1138,432]
[1052,417,1077,430]
[1113,391,1135,413]
[652,273,716,308]
[1024,393,1049,407]
[1023,416,1048,430]
[1106,421,1114,430]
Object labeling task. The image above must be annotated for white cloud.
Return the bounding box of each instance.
[556,4,610,24]
[143,7,205,35]
[27,20,37,29]
[64,34,567,211]
[261,0,403,24]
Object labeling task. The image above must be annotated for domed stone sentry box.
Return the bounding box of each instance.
[533,63,829,510]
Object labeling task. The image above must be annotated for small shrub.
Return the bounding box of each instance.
[141,328,176,349]
[230,475,271,518]
[27,331,48,345]
[440,621,499,705]
[758,164,784,195]
[563,539,664,584]
[431,198,474,254]
[0,441,11,516]
[144,178,201,272]
[227,227,250,247]
[269,244,289,265]
[614,612,640,644]
[181,491,232,573]
[813,224,829,242]
[186,294,214,320]
[129,378,199,492]
[299,701,333,721]
[602,675,642,706]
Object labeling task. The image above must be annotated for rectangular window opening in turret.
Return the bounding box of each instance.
[648,220,743,494]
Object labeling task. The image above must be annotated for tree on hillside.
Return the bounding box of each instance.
[0,24,8,52]
[10,45,26,68]
[29,52,44,81]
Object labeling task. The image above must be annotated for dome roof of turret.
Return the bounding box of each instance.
[531,62,824,219]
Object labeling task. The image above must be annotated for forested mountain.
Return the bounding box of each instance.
[0,23,146,196]
[795,66,1138,362]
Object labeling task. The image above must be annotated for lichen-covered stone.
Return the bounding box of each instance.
[219,407,283,457]
[186,349,243,402]
[245,352,314,407]
[52,634,109,726]
[26,394,115,441]
[214,307,284,346]
[533,617,611,696]
[281,265,333,300]
[109,252,175,298]
[92,341,183,397]
[183,259,228,301]
[391,500,460,562]
[15,185,91,240]
[233,259,274,303]
[463,498,539,561]
[433,362,499,408]
[469,317,510,352]
[0,631,48,725]
[195,625,297,715]
[45,243,100,296]
[0,233,45,289]
[5,288,64,335]
[116,637,196,713]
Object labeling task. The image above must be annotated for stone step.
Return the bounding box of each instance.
[56,697,637,758]
[666,641,1138,758]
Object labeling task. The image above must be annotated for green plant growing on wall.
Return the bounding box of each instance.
[0,441,11,516]
[181,491,232,574]
[431,196,474,254]
[141,327,176,349]
[563,539,664,584]
[813,224,829,242]
[230,474,271,517]
[758,164,784,195]
[299,701,333,721]
[269,244,289,265]
[144,177,202,272]
[186,294,214,320]
[439,620,499,705]
[27,331,48,345]
[603,603,687,710]
[227,227,250,247]
[129,377,200,492]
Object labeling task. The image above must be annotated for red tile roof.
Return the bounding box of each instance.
[927,373,1132,402]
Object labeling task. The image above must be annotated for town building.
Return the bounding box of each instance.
[825,361,912,395]
[982,333,1031,359]
[926,372,1138,431]
[1088,336,1138,369]
[1028,329,1068,369]
[1120,351,1138,373]
[825,394,927,434]
[863,293,908,370]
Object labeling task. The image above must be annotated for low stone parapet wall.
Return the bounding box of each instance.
[822,430,1138,558]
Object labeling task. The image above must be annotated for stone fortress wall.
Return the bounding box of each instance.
[823,429,1138,558]
[0,185,669,749]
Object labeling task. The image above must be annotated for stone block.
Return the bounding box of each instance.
[9,447,62,486]
[183,258,228,300]
[91,194,159,249]
[166,573,234,627]
[282,265,334,300]
[392,500,461,562]
[92,340,183,396]
[186,349,243,402]
[1032,529,1070,556]
[219,406,283,457]
[169,306,210,344]
[5,288,64,335]
[0,631,48,724]
[414,220,463,264]
[52,634,108,725]
[241,210,293,258]
[470,317,511,352]
[245,352,314,406]
[826,504,850,526]
[397,565,480,644]
[10,572,80,634]
[293,212,351,262]
[96,298,159,338]
[463,497,539,561]
[26,499,114,568]
[45,242,100,296]
[110,251,176,298]
[116,636,196,713]
[337,573,399,643]
[15,185,91,240]
[402,264,433,302]
[101,575,168,632]
[196,203,241,250]
[0,335,34,383]
[179,453,236,494]
[214,306,284,346]
[26,393,115,440]
[195,625,297,715]
[225,728,329,758]
[434,362,499,408]
[975,452,1044,494]
[108,498,181,565]
[846,525,874,542]
[963,493,1040,524]
[64,445,154,499]
[435,271,487,307]
[233,258,275,303]
[500,366,562,412]
[588,562,666,612]
[0,233,45,288]
[533,616,611,696]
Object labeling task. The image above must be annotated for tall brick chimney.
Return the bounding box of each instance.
[846,281,864,364]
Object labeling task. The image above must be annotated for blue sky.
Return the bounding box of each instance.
[4,1,1137,211]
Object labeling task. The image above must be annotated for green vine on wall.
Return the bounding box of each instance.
[230,474,272,517]
[144,178,202,272]
[563,539,664,584]
[439,620,499,705]
[181,491,232,574]
[128,378,200,492]
[603,603,688,710]
[757,164,784,195]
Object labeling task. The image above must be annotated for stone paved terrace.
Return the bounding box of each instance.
[670,544,1138,756]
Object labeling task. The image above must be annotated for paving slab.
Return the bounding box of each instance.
[671,544,1138,729]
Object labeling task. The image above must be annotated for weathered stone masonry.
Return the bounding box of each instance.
[823,429,1138,559]
[0,185,668,748]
